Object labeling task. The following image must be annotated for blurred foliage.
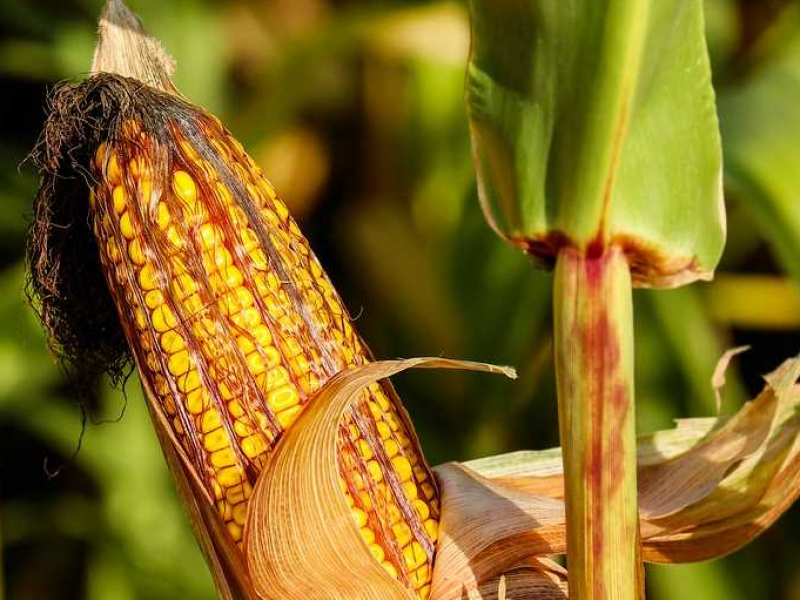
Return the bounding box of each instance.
[0,0,799,598]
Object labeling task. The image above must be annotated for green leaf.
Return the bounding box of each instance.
[467,0,725,287]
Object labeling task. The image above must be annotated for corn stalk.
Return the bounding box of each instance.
[467,0,725,597]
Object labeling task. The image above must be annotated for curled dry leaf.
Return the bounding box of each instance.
[244,357,516,600]
[711,345,750,414]
[460,354,800,567]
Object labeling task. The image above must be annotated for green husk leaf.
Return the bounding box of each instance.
[467,0,725,287]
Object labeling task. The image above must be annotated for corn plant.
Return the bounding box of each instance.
[24,1,800,599]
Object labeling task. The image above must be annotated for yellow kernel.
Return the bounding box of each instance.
[112,186,127,214]
[381,561,398,580]
[234,419,254,437]
[173,416,184,435]
[106,238,121,263]
[205,247,233,274]
[173,170,197,204]
[218,265,244,289]
[367,461,384,483]
[273,199,289,221]
[225,482,251,504]
[186,388,208,414]
[199,224,223,249]
[403,481,418,501]
[360,527,375,545]
[180,140,198,161]
[393,522,413,547]
[413,466,429,482]
[412,565,431,587]
[128,239,146,265]
[368,544,385,563]
[216,182,232,204]
[277,405,302,428]
[212,481,223,501]
[419,585,431,600]
[380,422,392,440]
[239,227,259,251]
[94,142,107,171]
[299,372,321,395]
[160,330,185,353]
[232,307,262,329]
[246,351,267,374]
[201,412,221,435]
[228,400,245,418]
[351,508,368,528]
[356,440,374,461]
[392,456,412,482]
[167,349,191,376]
[177,369,200,393]
[249,249,267,270]
[403,542,425,569]
[106,151,121,184]
[290,354,311,376]
[138,264,158,291]
[174,281,198,305]
[387,504,402,524]
[424,519,438,542]
[374,390,391,412]
[218,381,237,401]
[421,483,435,500]
[129,157,149,178]
[232,501,247,526]
[165,225,184,248]
[281,336,303,357]
[204,428,229,452]
[267,384,299,412]
[414,499,431,522]
[152,304,177,333]
[241,434,267,458]
[384,439,400,459]
[259,368,288,398]
[211,448,236,469]
[218,466,243,488]
[134,308,147,330]
[156,202,171,229]
[184,294,204,314]
[144,289,163,310]
[120,212,135,240]
[236,336,256,355]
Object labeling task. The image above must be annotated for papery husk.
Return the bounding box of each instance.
[138,358,256,600]
[244,358,516,600]
[430,464,566,600]
[451,354,800,567]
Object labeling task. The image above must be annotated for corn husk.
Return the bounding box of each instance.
[244,357,517,600]
[456,353,800,567]
[243,352,800,598]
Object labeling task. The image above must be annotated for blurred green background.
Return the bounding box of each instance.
[1,0,800,598]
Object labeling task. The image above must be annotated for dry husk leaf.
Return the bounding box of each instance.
[457,354,800,567]
[243,357,516,600]
[141,342,800,600]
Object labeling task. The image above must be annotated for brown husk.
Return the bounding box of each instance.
[244,357,517,600]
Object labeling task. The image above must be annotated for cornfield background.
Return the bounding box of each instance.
[1,0,800,598]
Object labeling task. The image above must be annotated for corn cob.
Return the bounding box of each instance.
[88,104,438,597]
